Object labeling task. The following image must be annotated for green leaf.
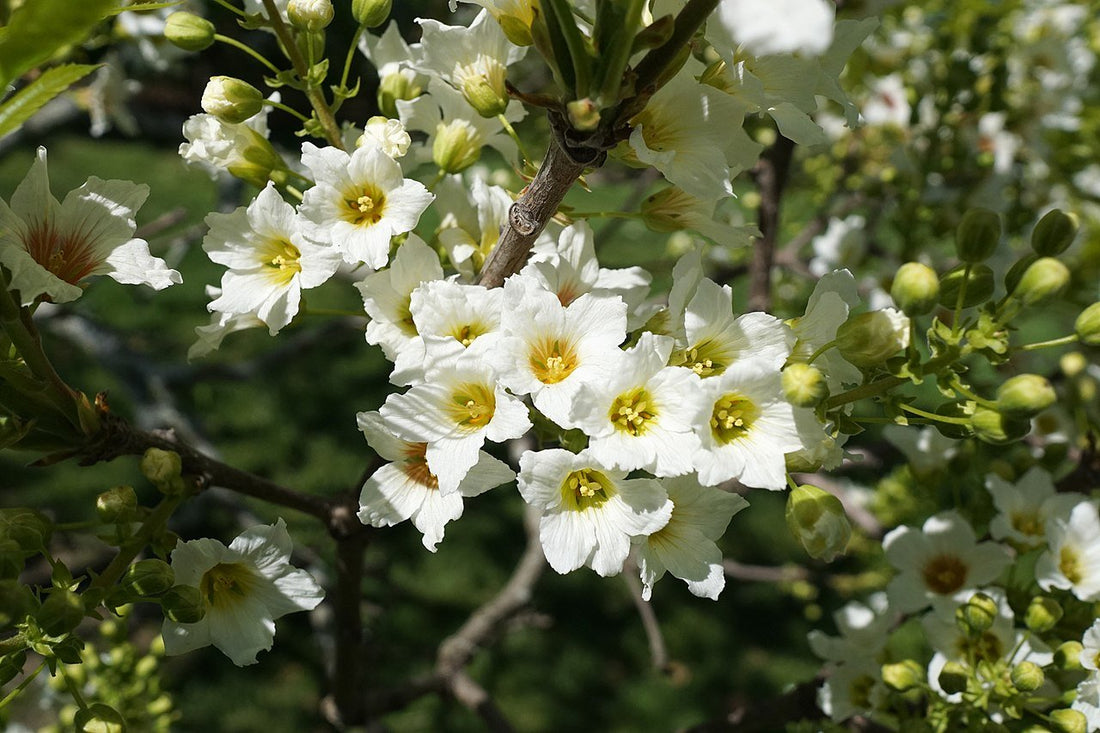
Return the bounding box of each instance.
[103,1,183,15]
[0,63,98,139]
[0,0,121,91]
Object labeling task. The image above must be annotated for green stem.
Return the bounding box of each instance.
[565,210,640,220]
[948,377,997,410]
[825,376,906,409]
[210,0,245,16]
[806,339,837,366]
[785,473,799,492]
[952,263,972,336]
[497,113,531,169]
[214,34,281,75]
[265,99,310,122]
[55,519,101,532]
[61,663,89,710]
[1019,334,1078,351]
[339,26,366,93]
[91,494,185,591]
[0,659,46,712]
[898,402,969,425]
[261,0,345,149]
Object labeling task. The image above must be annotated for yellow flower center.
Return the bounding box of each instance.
[445,383,496,430]
[1010,511,1043,538]
[955,631,1004,664]
[609,388,656,437]
[345,185,386,226]
[401,443,438,490]
[921,553,969,595]
[199,562,258,611]
[450,322,486,347]
[1060,546,1083,584]
[671,340,731,377]
[560,468,615,511]
[262,239,302,286]
[529,337,579,384]
[709,392,758,444]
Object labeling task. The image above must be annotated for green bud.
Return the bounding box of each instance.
[163,12,215,52]
[1005,252,1039,295]
[933,402,973,440]
[287,0,333,31]
[835,309,910,368]
[955,208,1002,262]
[141,448,184,494]
[229,127,287,189]
[96,486,138,524]
[38,588,85,637]
[938,264,995,308]
[1075,302,1100,346]
[461,74,509,118]
[891,262,940,316]
[1009,257,1071,306]
[1049,709,1087,733]
[996,375,1057,418]
[1062,351,1087,378]
[378,70,421,119]
[122,559,175,598]
[970,406,1030,445]
[1010,660,1045,692]
[1025,596,1063,633]
[956,592,998,634]
[432,119,483,174]
[1054,640,1084,670]
[567,99,601,132]
[201,76,265,125]
[938,660,969,695]
[161,585,206,624]
[74,702,126,733]
[498,13,534,46]
[0,508,53,553]
[781,363,829,408]
[785,484,851,562]
[1031,209,1078,257]
[882,659,924,692]
[351,0,391,28]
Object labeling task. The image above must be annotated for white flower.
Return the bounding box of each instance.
[787,269,862,391]
[517,448,673,577]
[202,183,342,334]
[178,100,276,179]
[162,519,324,666]
[299,142,434,268]
[357,116,412,159]
[1074,620,1100,730]
[356,411,514,551]
[635,475,748,600]
[882,424,957,479]
[1036,500,1100,601]
[708,0,835,58]
[861,74,911,128]
[0,147,180,305]
[407,279,504,370]
[497,274,627,427]
[639,187,758,250]
[188,286,266,359]
[571,333,705,477]
[433,173,512,280]
[882,511,1012,613]
[379,350,531,494]
[691,357,804,490]
[808,593,891,666]
[817,659,884,723]
[986,467,1083,549]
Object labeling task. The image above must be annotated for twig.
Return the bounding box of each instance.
[747,135,795,312]
[450,670,516,733]
[722,559,809,584]
[622,558,670,673]
[328,495,370,726]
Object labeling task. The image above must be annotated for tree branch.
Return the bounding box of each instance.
[622,559,670,673]
[747,134,796,313]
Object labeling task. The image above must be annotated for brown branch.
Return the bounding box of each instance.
[722,559,810,583]
[747,134,796,313]
[450,670,516,733]
[622,558,670,673]
[328,497,369,725]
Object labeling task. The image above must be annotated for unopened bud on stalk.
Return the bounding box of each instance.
[835,309,910,367]
[1009,257,1070,306]
[970,406,1030,445]
[461,75,509,118]
[1010,661,1045,692]
[955,592,998,634]
[567,98,601,131]
[433,120,483,174]
[352,0,392,28]
[955,208,1002,262]
[1075,302,1100,346]
[161,585,206,624]
[288,0,333,31]
[164,12,215,52]
[37,588,84,636]
[1054,640,1084,670]
[1024,596,1062,633]
[781,363,829,408]
[201,77,265,125]
[357,116,411,158]
[881,659,924,692]
[996,374,1056,418]
[891,262,939,315]
[96,486,138,524]
[1031,209,1078,257]
[122,559,175,597]
[785,484,851,562]
[938,660,969,695]
[230,128,287,189]
[378,71,422,119]
[141,448,185,494]
[1050,709,1088,733]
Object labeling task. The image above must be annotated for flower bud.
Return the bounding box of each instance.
[781,363,829,408]
[567,98,601,132]
[287,0,333,30]
[0,508,52,553]
[1061,351,1087,378]
[38,588,85,636]
[229,127,288,189]
[1050,709,1087,733]
[785,484,851,562]
[882,659,924,692]
[498,13,534,46]
[433,120,483,174]
[938,263,995,308]
[970,406,1030,445]
[122,559,175,598]
[1054,640,1084,670]
[96,486,138,524]
[1009,257,1070,306]
[891,262,940,316]
[352,0,392,28]
[938,660,968,695]
[461,75,509,118]
[357,116,411,159]
[955,208,1002,262]
[74,703,126,733]
[1024,596,1063,633]
[141,448,184,494]
[1031,209,1078,257]
[164,12,215,52]
[378,70,421,119]
[1004,253,1038,295]
[996,375,1057,418]
[956,592,998,634]
[835,309,910,368]
[1010,660,1044,692]
[201,77,265,125]
[161,585,206,624]
[1075,302,1100,346]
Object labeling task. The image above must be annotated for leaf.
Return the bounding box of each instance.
[0,0,121,91]
[0,63,99,139]
[103,1,183,15]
